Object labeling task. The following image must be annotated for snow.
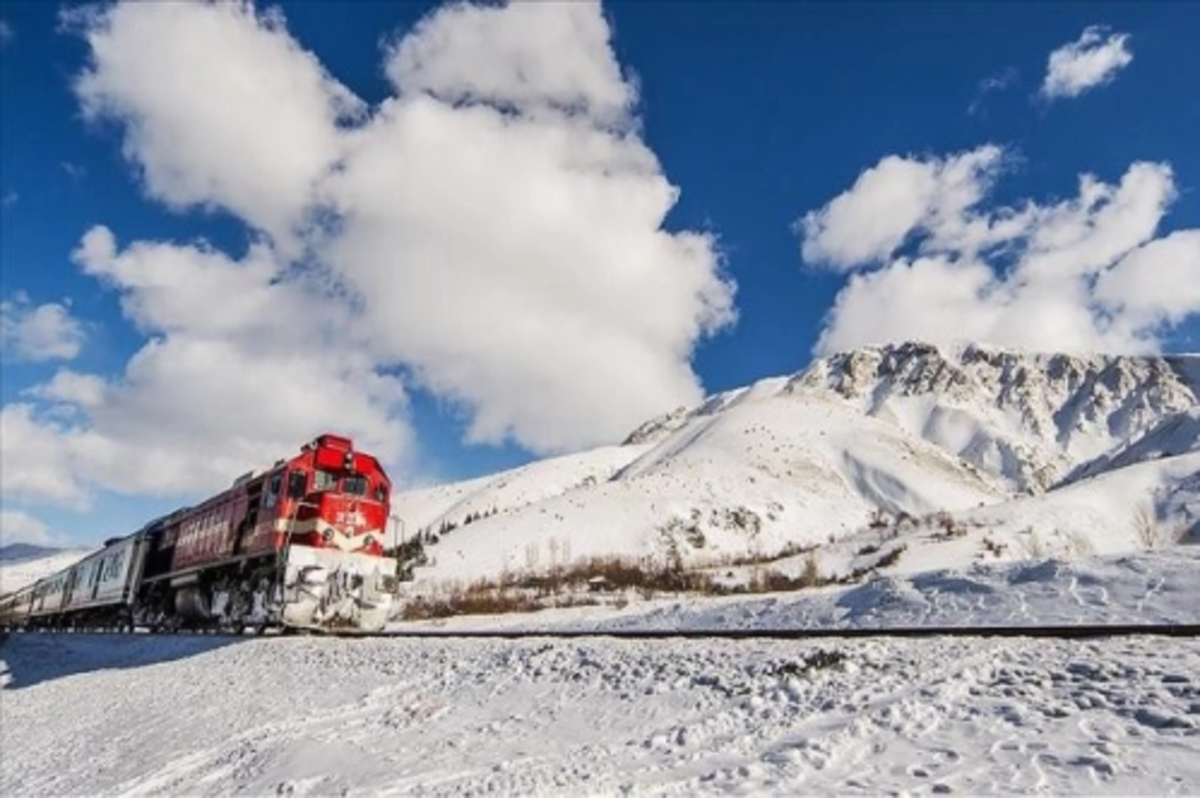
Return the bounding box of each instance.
[389,343,1199,594]
[0,550,93,595]
[4,549,1199,796]
[4,341,1199,794]
[397,392,1011,588]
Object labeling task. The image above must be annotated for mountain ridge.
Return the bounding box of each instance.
[391,341,1199,587]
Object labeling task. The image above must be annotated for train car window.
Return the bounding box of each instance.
[287,470,308,499]
[314,469,338,492]
[343,475,368,496]
[264,473,282,509]
[374,484,388,502]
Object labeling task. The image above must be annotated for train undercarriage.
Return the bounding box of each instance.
[9,548,398,635]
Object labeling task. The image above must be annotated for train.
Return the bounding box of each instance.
[0,434,400,634]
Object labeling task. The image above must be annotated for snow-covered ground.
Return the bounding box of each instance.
[3,631,1197,795]
[4,549,1199,796]
[390,548,1200,634]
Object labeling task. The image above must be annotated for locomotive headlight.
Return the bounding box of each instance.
[322,528,335,542]
[364,535,375,547]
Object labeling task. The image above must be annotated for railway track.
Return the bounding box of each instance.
[4,622,1198,643]
[331,622,1200,640]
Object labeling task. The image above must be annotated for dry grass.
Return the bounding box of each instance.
[399,548,846,620]
[981,536,1007,558]
[1133,503,1166,550]
[929,510,968,541]
[401,587,542,621]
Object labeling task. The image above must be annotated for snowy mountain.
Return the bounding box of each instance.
[0,544,63,563]
[392,341,1199,588]
[0,549,94,595]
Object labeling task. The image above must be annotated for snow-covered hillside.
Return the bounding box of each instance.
[0,550,93,595]
[392,342,1199,589]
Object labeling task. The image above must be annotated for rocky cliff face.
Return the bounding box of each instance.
[630,341,1200,493]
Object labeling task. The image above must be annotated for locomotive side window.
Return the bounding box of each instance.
[343,475,368,496]
[287,470,308,499]
[264,473,282,509]
[314,469,338,492]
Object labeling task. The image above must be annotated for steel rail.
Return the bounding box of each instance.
[4,622,1198,643]
[330,623,1200,640]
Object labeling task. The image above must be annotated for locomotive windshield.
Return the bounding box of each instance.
[314,469,338,492]
[308,469,373,498]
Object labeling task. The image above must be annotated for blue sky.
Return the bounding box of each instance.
[1,1,1198,547]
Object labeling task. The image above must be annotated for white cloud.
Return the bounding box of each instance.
[0,510,65,548]
[0,19,13,49]
[1040,25,1133,101]
[801,149,1200,356]
[1,294,87,361]
[800,145,1012,270]
[0,404,90,508]
[26,370,109,410]
[52,226,412,498]
[1095,231,1200,332]
[7,0,732,514]
[68,0,363,249]
[341,1,735,451]
[325,92,733,452]
[386,1,633,128]
[4,225,413,508]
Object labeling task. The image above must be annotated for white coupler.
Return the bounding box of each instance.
[280,546,398,632]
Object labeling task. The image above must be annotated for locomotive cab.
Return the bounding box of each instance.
[278,435,392,557]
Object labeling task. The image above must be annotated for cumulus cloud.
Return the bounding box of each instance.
[68,0,363,249]
[386,1,634,127]
[1,294,87,361]
[5,0,733,513]
[1040,25,1133,101]
[1095,231,1200,331]
[800,146,1016,269]
[0,404,91,508]
[800,147,1200,355]
[326,50,733,451]
[1,224,412,511]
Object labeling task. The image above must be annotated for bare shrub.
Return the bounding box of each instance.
[800,551,821,586]
[745,551,828,594]
[836,544,907,584]
[1018,528,1046,559]
[930,510,967,541]
[874,545,905,569]
[401,583,542,620]
[981,536,1007,558]
[1133,503,1165,550]
[1062,530,1096,558]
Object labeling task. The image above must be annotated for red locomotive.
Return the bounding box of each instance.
[0,434,400,633]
